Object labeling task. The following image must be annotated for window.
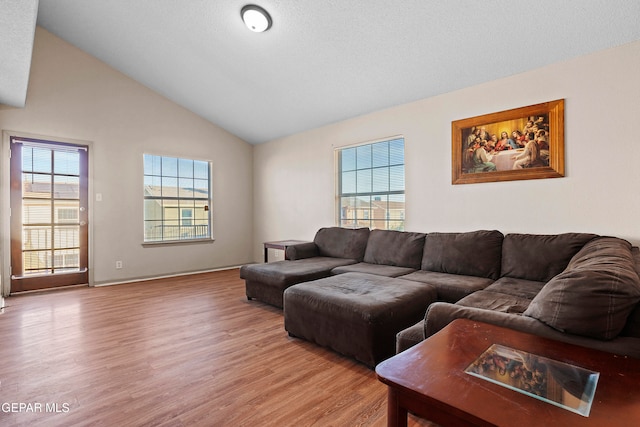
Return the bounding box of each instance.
[337,137,405,231]
[143,154,211,242]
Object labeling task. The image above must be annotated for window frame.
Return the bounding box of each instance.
[335,136,405,231]
[142,154,213,244]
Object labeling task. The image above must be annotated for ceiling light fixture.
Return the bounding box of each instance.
[241,5,272,33]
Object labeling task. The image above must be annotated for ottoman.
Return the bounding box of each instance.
[283,272,437,367]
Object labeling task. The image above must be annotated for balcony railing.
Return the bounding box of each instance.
[145,224,209,241]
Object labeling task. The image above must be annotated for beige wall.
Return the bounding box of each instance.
[252,40,640,262]
[0,27,254,290]
[4,28,640,285]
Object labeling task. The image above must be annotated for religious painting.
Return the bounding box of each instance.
[452,99,565,184]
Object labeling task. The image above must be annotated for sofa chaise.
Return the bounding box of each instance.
[240,227,370,308]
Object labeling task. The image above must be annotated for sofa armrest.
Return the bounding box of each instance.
[425,302,545,338]
[285,242,319,260]
[424,302,640,358]
[396,321,425,354]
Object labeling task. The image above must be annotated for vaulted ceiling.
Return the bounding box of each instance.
[0,0,38,108]
[4,1,640,144]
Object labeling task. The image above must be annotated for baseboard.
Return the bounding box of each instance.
[93,265,242,288]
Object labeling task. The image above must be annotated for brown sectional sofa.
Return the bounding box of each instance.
[240,227,640,367]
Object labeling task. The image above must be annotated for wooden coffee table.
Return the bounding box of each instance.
[376,319,640,427]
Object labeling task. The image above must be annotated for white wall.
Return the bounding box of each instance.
[0,28,254,290]
[253,40,640,262]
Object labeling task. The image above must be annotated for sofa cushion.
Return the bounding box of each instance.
[400,270,494,303]
[363,229,426,268]
[240,257,358,287]
[332,262,417,277]
[421,230,503,279]
[456,290,532,314]
[501,233,597,282]
[484,277,546,300]
[314,227,370,261]
[524,237,640,340]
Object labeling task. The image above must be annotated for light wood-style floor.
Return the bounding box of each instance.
[0,269,435,427]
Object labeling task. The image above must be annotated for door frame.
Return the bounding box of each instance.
[1,130,95,296]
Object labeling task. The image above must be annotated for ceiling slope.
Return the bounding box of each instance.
[33,0,640,144]
[0,0,39,107]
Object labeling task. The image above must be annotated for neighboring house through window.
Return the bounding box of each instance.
[336,137,405,231]
[143,154,212,242]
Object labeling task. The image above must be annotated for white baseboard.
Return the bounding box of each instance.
[93,265,242,288]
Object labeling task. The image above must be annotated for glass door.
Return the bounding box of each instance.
[9,137,89,292]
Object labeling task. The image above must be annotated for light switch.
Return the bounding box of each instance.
[96,193,103,202]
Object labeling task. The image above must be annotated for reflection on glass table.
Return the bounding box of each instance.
[465,344,599,417]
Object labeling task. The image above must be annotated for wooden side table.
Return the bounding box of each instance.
[376,319,640,427]
[263,240,309,263]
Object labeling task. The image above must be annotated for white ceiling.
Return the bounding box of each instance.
[13,1,640,144]
[0,0,38,107]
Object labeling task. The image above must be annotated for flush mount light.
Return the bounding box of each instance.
[241,5,272,32]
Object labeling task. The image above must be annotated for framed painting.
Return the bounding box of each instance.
[452,99,564,185]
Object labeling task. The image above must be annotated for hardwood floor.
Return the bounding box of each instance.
[0,269,436,427]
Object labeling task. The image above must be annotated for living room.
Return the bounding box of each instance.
[1,1,640,426]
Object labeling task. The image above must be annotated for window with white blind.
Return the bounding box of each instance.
[143,154,212,242]
[336,137,405,231]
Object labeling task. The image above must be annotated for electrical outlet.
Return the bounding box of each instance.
[116,261,123,269]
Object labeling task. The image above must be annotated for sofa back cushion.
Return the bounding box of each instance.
[524,237,640,340]
[421,230,503,279]
[314,227,370,261]
[363,229,426,268]
[501,233,597,282]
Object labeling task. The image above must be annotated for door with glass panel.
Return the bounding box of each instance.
[9,137,89,292]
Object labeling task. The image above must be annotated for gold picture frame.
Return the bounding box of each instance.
[452,99,564,185]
